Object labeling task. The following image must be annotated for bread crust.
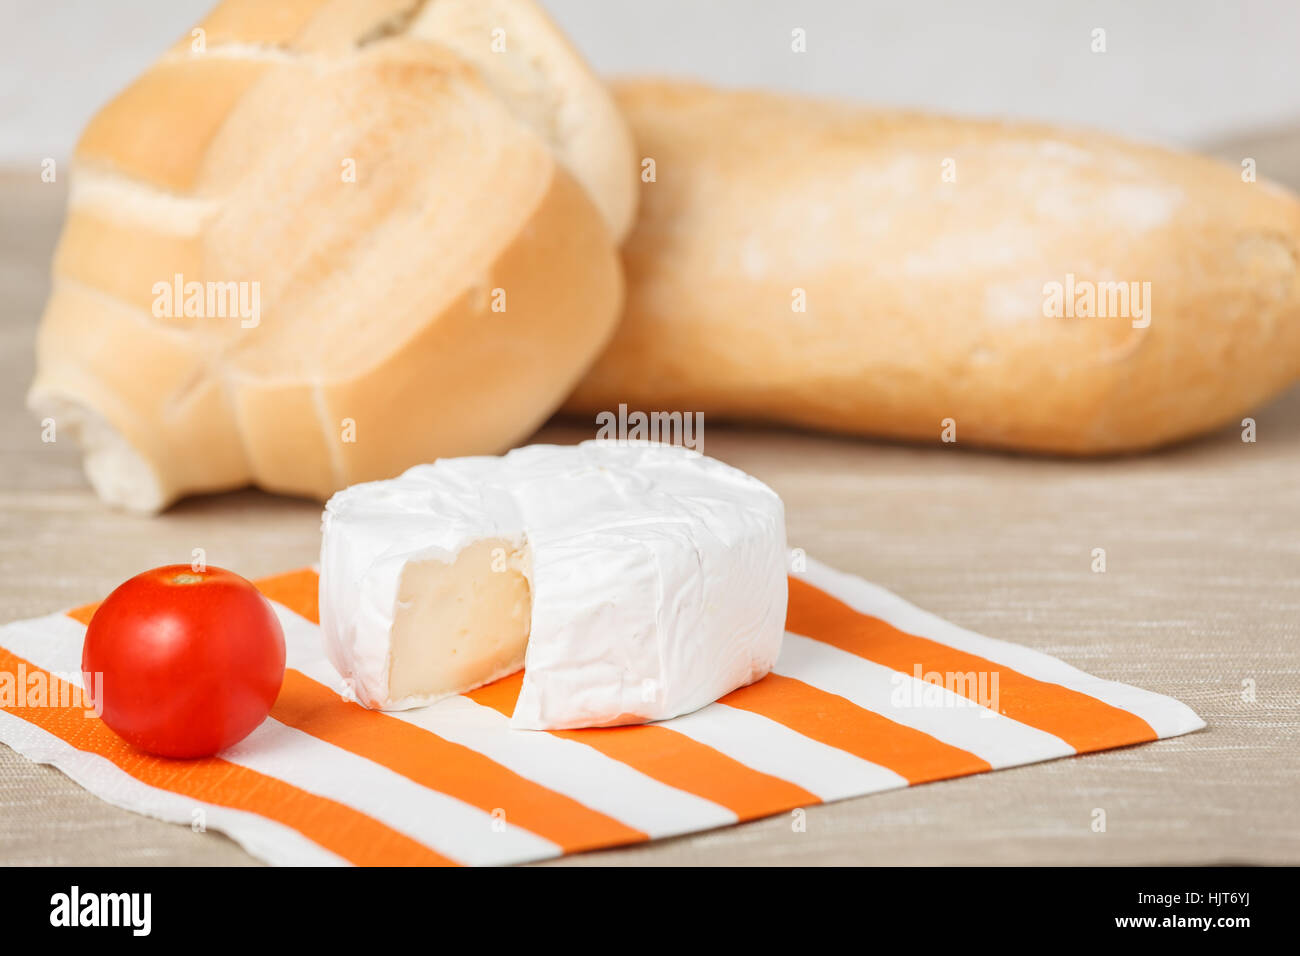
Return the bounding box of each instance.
[566,80,1300,455]
[30,3,627,511]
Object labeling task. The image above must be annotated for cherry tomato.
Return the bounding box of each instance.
[82,565,286,758]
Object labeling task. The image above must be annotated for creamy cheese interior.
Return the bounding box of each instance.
[387,538,531,703]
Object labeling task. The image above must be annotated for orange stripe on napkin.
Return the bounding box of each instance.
[468,673,818,820]
[0,646,454,866]
[272,670,647,853]
[255,569,320,623]
[786,577,1157,752]
[65,568,320,628]
[67,603,99,626]
[721,673,992,784]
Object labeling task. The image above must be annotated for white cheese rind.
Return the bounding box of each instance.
[319,441,788,730]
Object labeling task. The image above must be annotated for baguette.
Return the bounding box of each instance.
[29,0,636,512]
[566,80,1300,454]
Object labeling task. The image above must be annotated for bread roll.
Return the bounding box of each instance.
[566,80,1300,455]
[29,0,635,512]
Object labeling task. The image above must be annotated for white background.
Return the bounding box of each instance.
[2,0,1299,163]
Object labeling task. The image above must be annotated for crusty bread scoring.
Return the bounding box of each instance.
[30,0,635,511]
[566,80,1300,455]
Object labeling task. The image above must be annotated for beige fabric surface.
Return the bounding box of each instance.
[1,154,1297,866]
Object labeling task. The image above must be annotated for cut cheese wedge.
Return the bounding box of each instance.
[319,441,789,730]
